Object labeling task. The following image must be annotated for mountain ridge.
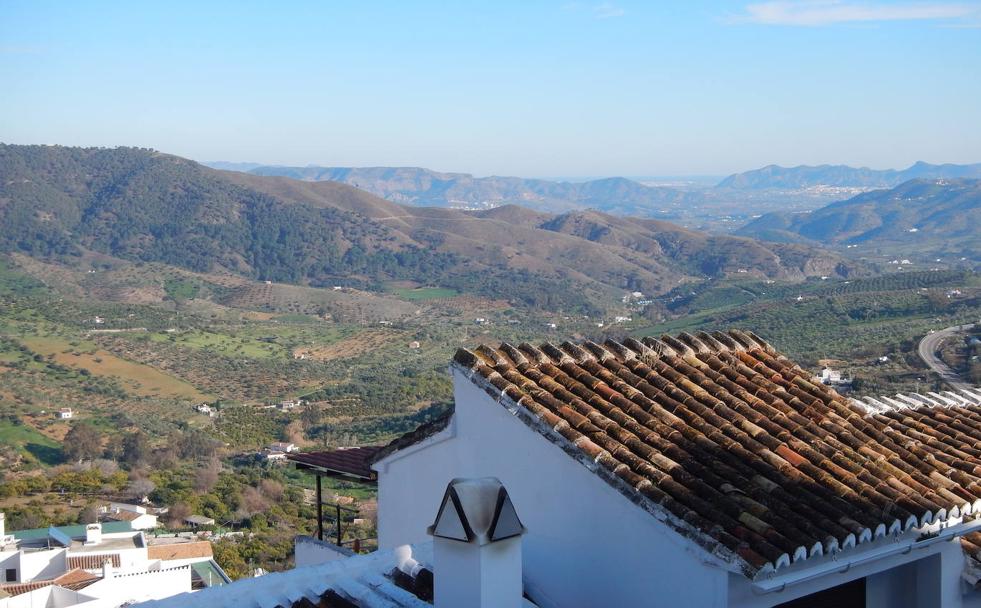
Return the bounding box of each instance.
[0,144,859,312]
[240,164,696,215]
[718,161,981,189]
[736,178,981,260]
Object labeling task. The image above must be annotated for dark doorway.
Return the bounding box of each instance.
[4,568,16,582]
[775,577,866,608]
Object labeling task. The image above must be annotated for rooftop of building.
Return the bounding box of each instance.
[450,329,981,578]
[288,446,384,480]
[136,543,438,608]
[147,540,214,561]
[0,568,101,597]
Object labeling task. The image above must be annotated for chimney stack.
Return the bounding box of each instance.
[427,478,525,608]
[85,523,102,545]
[102,559,113,580]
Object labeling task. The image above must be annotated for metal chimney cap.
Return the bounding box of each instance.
[427,477,525,545]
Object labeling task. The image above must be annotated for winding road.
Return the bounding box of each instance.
[917,323,976,391]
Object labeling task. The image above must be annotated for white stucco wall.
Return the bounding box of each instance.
[128,514,158,530]
[0,550,20,582]
[75,566,192,607]
[16,547,66,582]
[375,369,729,608]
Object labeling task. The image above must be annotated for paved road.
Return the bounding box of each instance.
[917,323,976,391]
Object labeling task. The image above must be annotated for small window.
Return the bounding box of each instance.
[4,568,16,582]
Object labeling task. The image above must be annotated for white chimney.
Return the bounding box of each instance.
[427,477,525,608]
[102,559,113,579]
[0,512,5,538]
[85,523,102,545]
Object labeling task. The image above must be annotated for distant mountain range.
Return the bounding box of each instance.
[0,145,856,312]
[737,178,981,259]
[241,165,697,215]
[718,162,981,190]
[199,161,981,224]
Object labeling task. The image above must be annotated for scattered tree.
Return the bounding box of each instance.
[63,423,103,462]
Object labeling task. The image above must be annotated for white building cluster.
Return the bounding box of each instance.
[0,514,227,607]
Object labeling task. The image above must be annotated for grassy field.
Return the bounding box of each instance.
[21,336,210,401]
[0,419,62,465]
[146,330,287,360]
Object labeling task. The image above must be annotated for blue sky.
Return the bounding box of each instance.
[2,1,980,177]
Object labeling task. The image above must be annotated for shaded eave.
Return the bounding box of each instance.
[288,447,382,481]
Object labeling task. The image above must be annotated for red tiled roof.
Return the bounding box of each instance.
[148,540,214,561]
[0,580,53,597]
[451,330,981,577]
[0,569,100,596]
[68,553,121,570]
[288,447,383,480]
[372,411,452,464]
[106,510,143,521]
[54,568,101,590]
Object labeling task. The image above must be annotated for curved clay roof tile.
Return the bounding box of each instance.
[661,334,694,356]
[695,330,727,352]
[559,341,594,363]
[603,339,636,360]
[517,342,548,364]
[498,342,529,367]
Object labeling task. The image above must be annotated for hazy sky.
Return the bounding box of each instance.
[2,1,980,177]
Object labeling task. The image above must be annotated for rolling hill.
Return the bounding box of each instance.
[718,161,981,190]
[736,178,981,259]
[0,144,858,312]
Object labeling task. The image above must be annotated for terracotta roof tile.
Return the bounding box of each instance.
[68,553,121,570]
[451,330,981,578]
[148,540,214,561]
[0,580,54,597]
[107,510,143,521]
[288,411,454,480]
[288,446,383,480]
[54,568,101,590]
[0,569,100,596]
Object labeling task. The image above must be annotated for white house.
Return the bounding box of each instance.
[817,366,849,385]
[0,517,228,607]
[267,442,296,454]
[57,408,73,420]
[370,331,981,608]
[101,503,158,531]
